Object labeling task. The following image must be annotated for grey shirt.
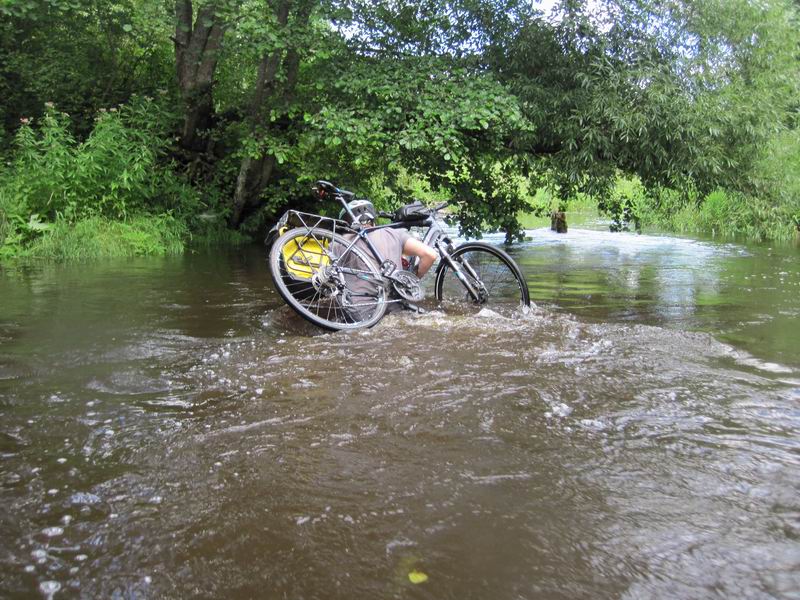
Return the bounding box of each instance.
[341,227,412,314]
[362,227,411,271]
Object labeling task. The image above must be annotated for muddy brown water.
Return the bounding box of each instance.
[1,228,799,599]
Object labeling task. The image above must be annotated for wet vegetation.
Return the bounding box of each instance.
[1,0,798,259]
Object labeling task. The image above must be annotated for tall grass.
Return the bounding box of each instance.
[24,215,187,260]
[639,187,797,243]
[515,175,798,243]
[0,98,200,260]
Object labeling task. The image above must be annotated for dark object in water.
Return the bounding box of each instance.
[551,211,567,233]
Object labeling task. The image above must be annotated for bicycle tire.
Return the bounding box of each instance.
[434,241,530,310]
[269,227,388,331]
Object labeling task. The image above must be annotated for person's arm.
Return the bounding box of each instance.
[403,237,438,277]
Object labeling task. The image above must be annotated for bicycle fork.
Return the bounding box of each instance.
[435,241,486,303]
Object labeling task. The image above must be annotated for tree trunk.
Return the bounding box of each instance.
[551,211,568,233]
[174,1,225,153]
[229,0,313,227]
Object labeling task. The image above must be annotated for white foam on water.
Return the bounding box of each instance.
[521,227,736,260]
[547,403,573,418]
[70,492,101,505]
[42,527,63,538]
[385,538,417,555]
[579,418,608,431]
[39,580,61,598]
[461,472,532,484]
[735,355,795,374]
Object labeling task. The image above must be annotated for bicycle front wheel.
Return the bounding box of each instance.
[269,227,387,331]
[434,242,530,311]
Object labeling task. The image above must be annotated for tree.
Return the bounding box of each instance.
[174,0,227,153]
[2,0,798,247]
[489,0,800,203]
[228,0,315,226]
[0,0,174,135]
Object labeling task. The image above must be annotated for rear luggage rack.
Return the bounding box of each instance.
[278,210,352,236]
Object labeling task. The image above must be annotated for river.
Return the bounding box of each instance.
[1,226,799,599]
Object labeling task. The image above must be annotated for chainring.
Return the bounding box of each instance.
[389,269,424,302]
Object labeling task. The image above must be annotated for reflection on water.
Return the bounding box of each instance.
[511,228,800,368]
[0,234,799,598]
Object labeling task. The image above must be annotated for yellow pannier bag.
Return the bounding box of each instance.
[280,228,331,280]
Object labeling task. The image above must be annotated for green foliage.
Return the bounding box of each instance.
[188,222,252,248]
[635,186,798,242]
[751,127,800,230]
[598,178,646,232]
[495,0,799,200]
[0,0,175,134]
[23,215,186,260]
[0,98,200,259]
[2,0,800,259]
[285,54,533,238]
[1,98,196,218]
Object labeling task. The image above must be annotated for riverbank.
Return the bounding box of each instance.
[3,175,797,263]
[0,214,252,262]
[518,183,800,245]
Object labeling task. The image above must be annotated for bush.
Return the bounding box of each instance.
[24,215,186,260]
[639,186,796,242]
[2,98,196,220]
[0,98,200,259]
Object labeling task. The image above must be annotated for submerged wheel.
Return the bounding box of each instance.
[269,227,387,331]
[434,241,530,311]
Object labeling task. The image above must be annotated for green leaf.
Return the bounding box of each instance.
[408,570,428,584]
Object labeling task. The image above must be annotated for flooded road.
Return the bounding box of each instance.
[1,229,799,598]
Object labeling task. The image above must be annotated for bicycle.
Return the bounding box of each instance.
[266,180,530,331]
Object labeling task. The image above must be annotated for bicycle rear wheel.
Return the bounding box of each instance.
[269,227,387,330]
[434,242,530,311]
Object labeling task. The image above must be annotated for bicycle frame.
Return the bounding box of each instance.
[267,184,487,305]
[327,194,485,303]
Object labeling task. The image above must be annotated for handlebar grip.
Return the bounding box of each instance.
[378,211,394,219]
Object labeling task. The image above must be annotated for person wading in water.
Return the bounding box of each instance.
[340,199,437,312]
